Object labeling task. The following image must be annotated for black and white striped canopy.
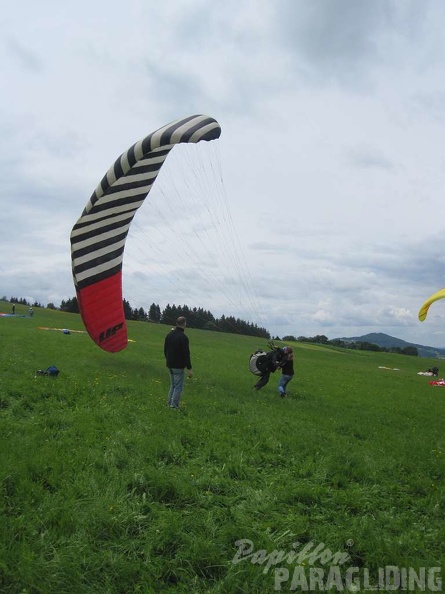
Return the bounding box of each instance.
[70,114,221,290]
[70,114,221,352]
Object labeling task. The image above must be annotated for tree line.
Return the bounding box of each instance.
[282,334,418,356]
[9,296,417,353]
[6,296,270,339]
[8,296,44,308]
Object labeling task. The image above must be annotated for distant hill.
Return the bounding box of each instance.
[336,332,445,359]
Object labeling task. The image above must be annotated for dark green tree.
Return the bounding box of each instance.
[123,299,133,320]
[148,303,161,322]
[401,346,418,356]
[60,297,79,313]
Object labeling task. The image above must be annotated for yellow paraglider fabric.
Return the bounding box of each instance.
[418,288,445,321]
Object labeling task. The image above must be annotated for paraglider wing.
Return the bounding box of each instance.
[70,115,221,352]
[418,288,445,322]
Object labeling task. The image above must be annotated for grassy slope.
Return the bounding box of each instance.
[1,301,444,593]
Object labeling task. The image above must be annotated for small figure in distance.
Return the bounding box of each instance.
[164,316,193,410]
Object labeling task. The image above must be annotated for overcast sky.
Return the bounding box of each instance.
[2,0,445,347]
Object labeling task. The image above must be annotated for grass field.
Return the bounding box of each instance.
[1,300,444,593]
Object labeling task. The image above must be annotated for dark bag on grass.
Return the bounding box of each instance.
[37,366,60,377]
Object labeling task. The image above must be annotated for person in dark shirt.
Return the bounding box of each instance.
[277,347,294,398]
[164,316,193,409]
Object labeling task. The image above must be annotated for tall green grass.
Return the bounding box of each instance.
[1,301,444,593]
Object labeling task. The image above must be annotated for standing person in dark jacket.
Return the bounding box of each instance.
[278,347,294,398]
[164,316,193,409]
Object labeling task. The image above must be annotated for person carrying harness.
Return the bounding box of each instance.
[249,341,288,391]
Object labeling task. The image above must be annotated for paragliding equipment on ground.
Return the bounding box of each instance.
[418,288,445,322]
[70,115,222,352]
[36,366,60,377]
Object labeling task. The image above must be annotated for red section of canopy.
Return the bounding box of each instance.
[76,271,127,352]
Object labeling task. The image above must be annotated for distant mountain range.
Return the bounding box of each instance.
[336,332,445,359]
